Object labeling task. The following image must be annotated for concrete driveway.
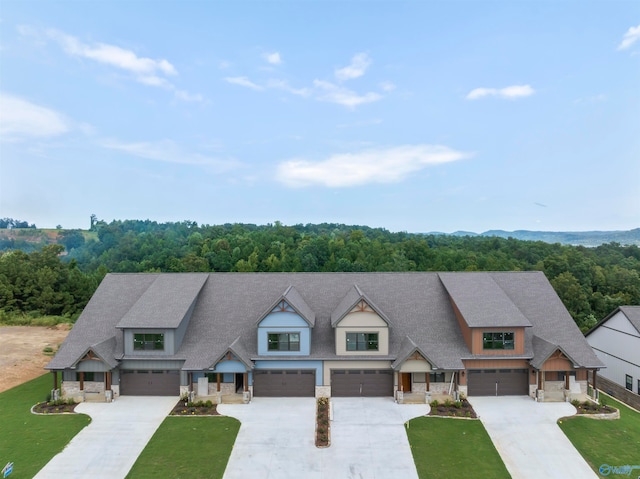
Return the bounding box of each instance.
[470,396,597,479]
[218,397,428,479]
[34,396,177,479]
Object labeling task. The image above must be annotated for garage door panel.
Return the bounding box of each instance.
[331,369,393,397]
[253,370,315,397]
[120,370,180,396]
[467,369,528,396]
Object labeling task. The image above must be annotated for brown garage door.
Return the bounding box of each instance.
[467,369,529,396]
[253,370,316,397]
[331,369,393,397]
[120,370,180,396]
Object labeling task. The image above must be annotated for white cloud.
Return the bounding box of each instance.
[466,84,535,100]
[266,79,311,97]
[45,29,177,76]
[263,52,282,65]
[0,93,70,141]
[101,139,242,171]
[225,76,264,91]
[618,24,640,50]
[277,144,470,188]
[313,80,381,108]
[19,26,203,102]
[379,81,396,92]
[335,53,371,81]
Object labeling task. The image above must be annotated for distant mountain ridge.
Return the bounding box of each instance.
[433,228,640,246]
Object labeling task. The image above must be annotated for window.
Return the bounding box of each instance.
[429,372,446,383]
[267,332,300,351]
[482,332,515,350]
[346,332,379,351]
[626,374,633,391]
[133,333,165,351]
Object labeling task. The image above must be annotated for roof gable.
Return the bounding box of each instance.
[256,285,315,327]
[331,284,391,327]
[392,336,437,370]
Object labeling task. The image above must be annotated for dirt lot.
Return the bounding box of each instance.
[0,325,71,393]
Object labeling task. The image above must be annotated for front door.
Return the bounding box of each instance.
[401,373,412,392]
[235,373,244,393]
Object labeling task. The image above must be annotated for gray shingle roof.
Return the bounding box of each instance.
[48,271,603,372]
[330,284,392,327]
[116,273,208,329]
[619,306,640,334]
[439,272,532,328]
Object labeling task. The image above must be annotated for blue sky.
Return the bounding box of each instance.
[1,1,638,233]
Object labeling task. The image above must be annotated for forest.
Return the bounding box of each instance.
[1,219,639,332]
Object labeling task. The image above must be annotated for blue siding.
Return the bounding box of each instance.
[208,359,247,373]
[257,311,312,355]
[259,312,308,328]
[254,360,323,386]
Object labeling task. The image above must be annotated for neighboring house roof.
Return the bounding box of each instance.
[439,272,532,328]
[255,285,316,327]
[330,284,392,327]
[47,271,603,372]
[116,273,208,329]
[586,305,640,336]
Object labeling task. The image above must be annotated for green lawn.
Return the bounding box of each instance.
[406,417,511,479]
[126,416,240,479]
[0,374,90,479]
[559,395,640,475]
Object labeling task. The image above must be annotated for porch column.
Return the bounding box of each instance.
[105,372,111,390]
[243,373,248,392]
[565,371,570,390]
[79,372,84,391]
[188,372,193,392]
[52,371,58,390]
[217,373,221,392]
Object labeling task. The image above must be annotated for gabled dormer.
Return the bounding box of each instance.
[256,286,315,355]
[331,285,390,355]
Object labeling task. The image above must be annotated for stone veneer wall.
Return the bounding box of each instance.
[315,386,331,398]
[597,375,640,411]
[61,381,105,401]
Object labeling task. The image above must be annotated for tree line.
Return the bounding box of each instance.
[1,219,639,331]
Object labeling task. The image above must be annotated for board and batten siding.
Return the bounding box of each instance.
[334,311,389,355]
[587,310,640,391]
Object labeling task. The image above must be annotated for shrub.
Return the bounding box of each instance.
[205,400,213,408]
[454,400,462,408]
[571,399,580,407]
[429,400,439,408]
[443,399,453,408]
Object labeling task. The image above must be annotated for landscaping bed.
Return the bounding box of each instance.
[170,399,220,416]
[315,397,330,447]
[429,398,477,418]
[571,399,616,415]
[32,398,78,414]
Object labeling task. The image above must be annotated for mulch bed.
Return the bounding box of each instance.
[573,401,616,415]
[430,399,477,418]
[316,397,330,447]
[170,400,220,416]
[32,401,78,414]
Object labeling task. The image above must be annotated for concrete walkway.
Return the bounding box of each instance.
[34,396,177,479]
[470,396,598,479]
[218,397,429,479]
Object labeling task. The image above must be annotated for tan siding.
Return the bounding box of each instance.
[338,311,387,327]
[335,326,389,355]
[398,358,431,373]
[471,327,525,355]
